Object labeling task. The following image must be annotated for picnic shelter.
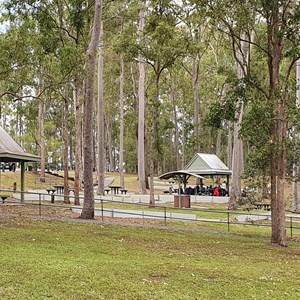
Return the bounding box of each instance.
[159,153,231,192]
[0,125,40,201]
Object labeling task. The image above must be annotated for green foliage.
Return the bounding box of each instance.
[206,98,235,129]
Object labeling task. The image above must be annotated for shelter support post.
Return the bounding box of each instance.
[21,161,25,202]
[226,175,230,194]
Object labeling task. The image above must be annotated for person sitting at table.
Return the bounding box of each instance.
[221,181,228,196]
[213,185,220,196]
[185,186,194,195]
[208,185,213,195]
[241,189,247,197]
[194,184,200,195]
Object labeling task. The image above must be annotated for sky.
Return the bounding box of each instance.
[0,0,9,33]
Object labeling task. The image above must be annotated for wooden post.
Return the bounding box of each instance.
[21,161,25,202]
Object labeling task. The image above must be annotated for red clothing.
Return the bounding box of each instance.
[213,187,220,196]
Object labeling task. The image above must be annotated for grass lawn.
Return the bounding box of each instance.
[0,217,300,300]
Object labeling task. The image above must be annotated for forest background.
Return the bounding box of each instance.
[1,0,300,246]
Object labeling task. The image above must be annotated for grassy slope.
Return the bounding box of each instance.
[0,217,299,300]
[0,171,151,194]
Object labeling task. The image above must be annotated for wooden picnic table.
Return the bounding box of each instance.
[254,203,271,210]
[120,189,128,195]
[53,185,64,194]
[1,195,10,203]
[46,188,56,203]
[104,188,110,194]
[109,186,121,194]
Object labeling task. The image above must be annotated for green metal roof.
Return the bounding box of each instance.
[184,153,231,176]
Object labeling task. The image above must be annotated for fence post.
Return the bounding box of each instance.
[227,211,230,232]
[39,193,42,217]
[290,217,293,238]
[164,207,167,226]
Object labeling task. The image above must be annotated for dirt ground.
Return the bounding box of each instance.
[0,199,166,227]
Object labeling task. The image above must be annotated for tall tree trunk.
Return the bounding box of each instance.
[268,6,287,246]
[228,35,247,209]
[216,130,222,158]
[181,105,186,169]
[170,75,180,170]
[106,119,114,172]
[81,0,102,219]
[97,21,105,195]
[138,0,147,194]
[63,86,70,204]
[38,96,46,178]
[119,54,125,189]
[192,57,201,153]
[74,80,82,205]
[227,121,233,168]
[292,163,299,211]
[292,58,300,211]
[149,75,160,205]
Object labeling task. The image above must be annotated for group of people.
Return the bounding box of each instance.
[168,181,228,196]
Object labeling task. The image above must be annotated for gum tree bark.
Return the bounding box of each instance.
[292,58,300,212]
[38,73,45,179]
[81,0,102,219]
[119,54,125,189]
[63,85,70,204]
[137,0,147,194]
[74,80,82,205]
[97,21,105,196]
[229,31,253,209]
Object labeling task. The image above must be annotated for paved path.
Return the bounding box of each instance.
[71,207,199,221]
[11,188,229,204]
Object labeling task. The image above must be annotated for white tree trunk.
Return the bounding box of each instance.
[137,0,147,194]
[192,57,201,153]
[119,54,125,189]
[216,130,222,158]
[170,76,180,169]
[63,85,70,204]
[97,21,105,195]
[38,95,45,179]
[106,120,114,172]
[293,58,300,211]
[227,123,233,168]
[229,33,249,209]
[74,80,82,205]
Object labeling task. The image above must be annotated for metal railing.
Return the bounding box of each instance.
[1,189,300,238]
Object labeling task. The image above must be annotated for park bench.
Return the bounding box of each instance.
[109,186,121,194]
[254,203,271,211]
[53,185,64,194]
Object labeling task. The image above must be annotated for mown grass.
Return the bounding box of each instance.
[0,217,300,300]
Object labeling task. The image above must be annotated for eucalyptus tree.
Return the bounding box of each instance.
[3,0,90,205]
[179,1,211,154]
[80,0,103,219]
[139,0,187,204]
[97,20,105,196]
[0,3,62,173]
[292,58,300,212]
[137,0,147,194]
[202,0,300,246]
